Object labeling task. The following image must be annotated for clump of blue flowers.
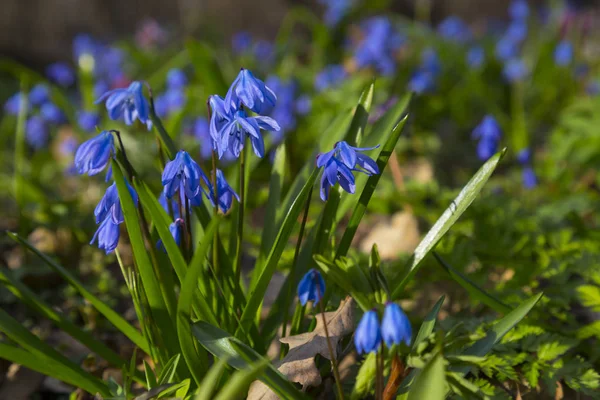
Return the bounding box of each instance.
[355,302,412,354]
[517,148,537,189]
[154,69,188,118]
[409,48,441,94]
[472,116,502,161]
[316,141,380,201]
[353,17,404,76]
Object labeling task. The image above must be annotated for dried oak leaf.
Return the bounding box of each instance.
[247,297,356,400]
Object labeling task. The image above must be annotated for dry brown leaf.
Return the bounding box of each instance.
[247,297,356,400]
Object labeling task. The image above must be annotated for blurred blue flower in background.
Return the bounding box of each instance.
[516,148,530,164]
[77,111,101,131]
[232,31,253,53]
[295,95,312,115]
[96,81,150,126]
[297,269,326,306]
[353,17,403,76]
[167,69,188,89]
[495,36,520,61]
[25,116,49,150]
[319,0,352,26]
[4,92,23,115]
[265,76,300,142]
[208,169,240,213]
[29,84,50,106]
[157,218,185,251]
[472,115,502,161]
[503,58,528,82]
[46,62,75,87]
[408,48,440,94]
[355,310,382,354]
[40,103,64,124]
[586,80,600,95]
[438,16,472,43]
[522,166,537,188]
[315,64,347,92]
[467,46,485,69]
[254,40,275,64]
[554,40,574,66]
[509,0,530,21]
[506,20,528,42]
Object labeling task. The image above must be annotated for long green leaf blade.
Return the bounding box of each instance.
[407,351,446,400]
[413,295,445,349]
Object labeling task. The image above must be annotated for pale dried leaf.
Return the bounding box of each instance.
[247,297,356,399]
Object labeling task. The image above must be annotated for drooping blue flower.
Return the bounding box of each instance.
[161,150,209,200]
[90,217,120,254]
[94,181,137,224]
[495,36,520,61]
[317,141,380,201]
[225,69,277,114]
[319,0,352,26]
[157,218,185,251]
[408,70,435,94]
[40,102,64,124]
[95,81,149,126]
[46,62,75,87]
[467,46,485,69]
[516,148,530,165]
[29,84,50,106]
[472,116,502,161]
[554,40,573,66]
[208,169,240,213]
[295,95,312,115]
[297,269,326,306]
[505,21,528,42]
[509,0,529,21]
[4,92,23,115]
[438,16,472,43]
[215,107,280,159]
[77,111,101,131]
[25,116,49,150]
[355,310,382,354]
[232,32,253,53]
[353,17,403,76]
[522,166,537,189]
[315,64,347,92]
[167,69,187,89]
[503,58,528,82]
[381,303,412,347]
[74,130,115,176]
[155,89,186,118]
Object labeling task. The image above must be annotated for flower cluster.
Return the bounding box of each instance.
[208,69,280,159]
[516,148,537,189]
[472,115,502,161]
[437,16,472,44]
[495,0,530,82]
[554,40,574,67]
[353,17,404,76]
[231,32,275,66]
[408,48,441,94]
[154,69,188,119]
[355,303,412,354]
[319,0,353,27]
[315,65,347,92]
[4,84,65,149]
[316,141,380,201]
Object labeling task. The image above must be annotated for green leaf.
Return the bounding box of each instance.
[177,218,221,385]
[413,295,445,349]
[336,115,409,258]
[157,354,182,385]
[408,351,447,400]
[186,39,228,96]
[344,81,374,146]
[213,360,268,400]
[0,268,126,370]
[577,285,600,312]
[194,359,228,400]
[112,161,181,363]
[313,255,371,311]
[392,149,506,298]
[192,322,308,399]
[0,309,110,396]
[240,168,319,332]
[433,253,512,314]
[0,343,110,396]
[5,232,149,354]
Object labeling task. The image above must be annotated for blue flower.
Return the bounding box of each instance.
[297,269,326,306]
[317,141,380,201]
[554,40,573,67]
[516,148,530,164]
[495,36,519,61]
[509,0,529,21]
[25,116,49,150]
[4,92,23,115]
[59,136,78,156]
[505,21,528,43]
[73,34,96,62]
[420,48,441,75]
[522,166,537,189]
[215,107,280,159]
[46,62,75,87]
[95,81,149,126]
[472,116,501,161]
[167,69,187,89]
[265,76,298,140]
[315,64,347,92]
[467,46,485,69]
[29,84,50,106]
[77,111,101,131]
[319,0,352,26]
[90,217,120,254]
[94,181,137,224]
[161,150,209,200]
[438,16,472,43]
[381,303,412,347]
[157,218,185,251]
[355,310,382,354]
[40,102,64,124]
[503,58,528,82]
[295,95,312,115]
[74,130,115,176]
[254,41,275,64]
[409,70,435,94]
[232,32,253,53]
[159,192,180,219]
[353,17,403,76]
[209,169,240,213]
[225,69,277,114]
[155,89,186,118]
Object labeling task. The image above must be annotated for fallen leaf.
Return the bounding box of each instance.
[247,297,356,399]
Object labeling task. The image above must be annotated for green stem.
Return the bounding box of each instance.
[235,139,247,285]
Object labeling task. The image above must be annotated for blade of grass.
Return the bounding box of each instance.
[407,351,446,400]
[213,360,268,400]
[413,295,445,349]
[194,359,228,400]
[6,232,149,354]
